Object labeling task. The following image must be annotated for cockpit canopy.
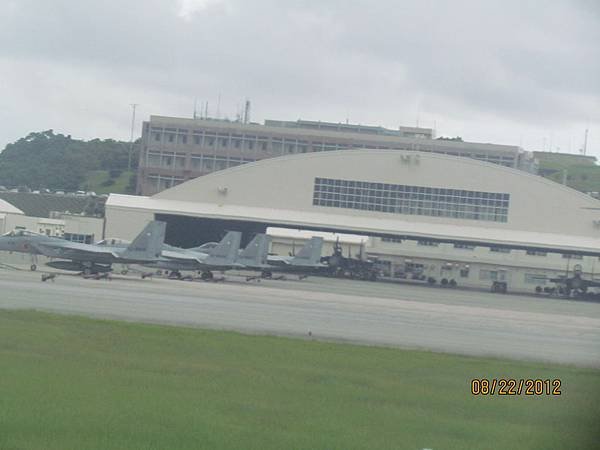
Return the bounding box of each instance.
[96,238,131,247]
[194,242,218,251]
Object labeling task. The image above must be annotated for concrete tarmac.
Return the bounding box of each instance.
[1,268,599,367]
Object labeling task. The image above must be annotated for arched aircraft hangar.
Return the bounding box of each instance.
[105,149,600,292]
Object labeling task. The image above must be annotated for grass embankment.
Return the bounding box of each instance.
[81,170,133,195]
[0,310,598,450]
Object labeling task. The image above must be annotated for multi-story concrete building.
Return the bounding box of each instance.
[137,116,537,195]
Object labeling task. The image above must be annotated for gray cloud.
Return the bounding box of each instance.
[0,0,598,154]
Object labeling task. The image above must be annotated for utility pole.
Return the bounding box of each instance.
[128,103,138,172]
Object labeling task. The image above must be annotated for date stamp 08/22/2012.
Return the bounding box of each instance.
[471,379,562,396]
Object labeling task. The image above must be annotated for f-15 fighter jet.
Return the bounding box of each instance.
[0,221,166,275]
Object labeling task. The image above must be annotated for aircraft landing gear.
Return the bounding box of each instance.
[168,271,183,280]
[30,253,38,271]
[200,271,214,281]
[491,281,508,294]
[261,270,273,279]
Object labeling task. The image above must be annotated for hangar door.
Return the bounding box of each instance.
[155,214,268,248]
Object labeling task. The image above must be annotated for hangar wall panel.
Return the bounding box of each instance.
[153,150,600,237]
[105,207,154,240]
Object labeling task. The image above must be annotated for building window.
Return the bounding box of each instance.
[524,274,547,285]
[147,151,161,167]
[417,240,439,247]
[526,250,547,257]
[490,247,511,253]
[562,254,583,260]
[215,158,227,170]
[382,237,402,243]
[454,243,475,250]
[272,139,283,153]
[64,233,93,244]
[191,156,202,170]
[312,177,510,223]
[174,154,186,169]
[205,135,216,148]
[479,269,498,281]
[161,152,174,167]
[148,174,184,191]
[460,268,470,278]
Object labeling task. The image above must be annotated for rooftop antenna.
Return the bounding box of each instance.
[243,99,251,124]
[193,98,198,119]
[583,128,589,155]
[205,101,209,119]
[216,93,221,119]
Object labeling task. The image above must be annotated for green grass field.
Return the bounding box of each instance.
[81,170,134,195]
[0,310,598,450]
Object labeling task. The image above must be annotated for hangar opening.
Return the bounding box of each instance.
[155,214,267,248]
[155,213,368,248]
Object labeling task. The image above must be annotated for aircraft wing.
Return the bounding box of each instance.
[161,249,205,263]
[33,241,119,260]
[583,279,600,288]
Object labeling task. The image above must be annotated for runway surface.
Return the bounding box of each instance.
[1,268,600,367]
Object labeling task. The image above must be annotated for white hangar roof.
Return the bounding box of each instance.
[107,150,600,254]
[0,198,24,215]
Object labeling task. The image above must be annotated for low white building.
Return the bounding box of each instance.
[105,149,600,293]
[0,195,104,242]
[0,198,25,234]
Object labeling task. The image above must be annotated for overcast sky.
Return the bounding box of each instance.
[1,0,598,155]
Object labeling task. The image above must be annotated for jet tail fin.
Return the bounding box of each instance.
[121,221,166,261]
[204,231,242,266]
[236,234,271,268]
[290,237,323,266]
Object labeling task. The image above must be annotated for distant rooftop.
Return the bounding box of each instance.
[533,151,597,163]
[263,119,434,138]
[149,116,434,139]
[0,192,103,218]
[0,197,24,215]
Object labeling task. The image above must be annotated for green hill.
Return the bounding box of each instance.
[0,130,138,194]
[534,152,600,193]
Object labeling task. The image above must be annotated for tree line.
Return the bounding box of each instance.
[0,130,139,191]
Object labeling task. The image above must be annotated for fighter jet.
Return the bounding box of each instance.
[0,221,166,275]
[260,236,326,278]
[149,231,247,280]
[549,263,600,297]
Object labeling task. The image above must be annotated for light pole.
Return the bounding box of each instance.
[128,103,138,173]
